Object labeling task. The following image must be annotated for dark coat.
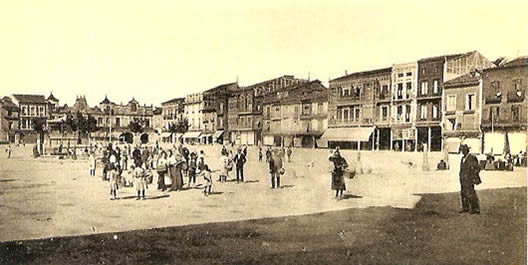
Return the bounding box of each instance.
[459,154,482,185]
[269,154,283,174]
[329,154,348,190]
[233,153,246,168]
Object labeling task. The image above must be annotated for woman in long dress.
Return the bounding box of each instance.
[168,150,184,191]
[156,151,168,191]
[329,147,348,199]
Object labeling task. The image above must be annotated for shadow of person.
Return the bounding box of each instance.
[146,194,171,200]
[342,194,363,200]
[208,191,224,195]
[243,180,260,183]
[120,195,138,200]
[279,185,295,189]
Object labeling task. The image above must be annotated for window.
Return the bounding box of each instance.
[397,83,403,99]
[145,119,150,128]
[22,106,27,115]
[342,108,350,121]
[447,95,456,111]
[30,106,36,116]
[513,79,522,90]
[398,73,404,78]
[397,106,403,121]
[405,105,411,122]
[489,106,499,121]
[433,80,439,94]
[98,118,103,125]
[512,105,521,122]
[406,72,412,76]
[432,104,439,119]
[354,108,360,121]
[354,87,361,97]
[466,94,475,111]
[420,105,427,120]
[421,81,428,96]
[491,81,500,91]
[381,106,388,121]
[342,87,350,96]
[115,117,121,127]
[422,67,426,74]
[406,82,412,99]
[39,106,45,116]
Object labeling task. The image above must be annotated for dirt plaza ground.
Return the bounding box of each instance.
[0,144,526,264]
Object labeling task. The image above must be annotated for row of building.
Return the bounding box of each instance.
[0,51,526,154]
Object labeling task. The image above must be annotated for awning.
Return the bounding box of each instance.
[160,132,172,137]
[321,127,374,142]
[183,131,201,138]
[213,131,224,139]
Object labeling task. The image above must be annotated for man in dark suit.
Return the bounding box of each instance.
[233,149,246,183]
[269,148,283,188]
[459,144,482,214]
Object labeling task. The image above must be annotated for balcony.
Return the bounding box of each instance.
[507,91,525,103]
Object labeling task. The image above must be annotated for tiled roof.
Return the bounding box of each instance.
[503,56,528,67]
[330,67,392,83]
[204,82,238,94]
[418,50,477,62]
[161,97,185,105]
[444,72,481,88]
[12,94,48,104]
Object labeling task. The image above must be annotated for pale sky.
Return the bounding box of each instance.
[0,0,526,107]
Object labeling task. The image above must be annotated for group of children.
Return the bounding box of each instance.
[90,143,219,200]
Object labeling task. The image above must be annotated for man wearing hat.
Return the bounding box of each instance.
[233,148,246,183]
[459,144,482,214]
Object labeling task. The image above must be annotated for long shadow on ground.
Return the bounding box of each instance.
[0,187,525,265]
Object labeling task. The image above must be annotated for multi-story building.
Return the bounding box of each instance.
[416,51,493,151]
[324,67,391,150]
[201,82,237,144]
[8,94,50,143]
[183,92,203,144]
[229,75,307,145]
[152,107,163,131]
[443,71,483,154]
[161,97,185,130]
[0,97,19,143]
[160,97,185,143]
[98,96,154,144]
[390,62,418,151]
[262,80,328,148]
[481,57,527,155]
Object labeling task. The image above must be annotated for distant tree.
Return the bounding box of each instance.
[128,118,146,134]
[174,117,190,134]
[32,117,46,155]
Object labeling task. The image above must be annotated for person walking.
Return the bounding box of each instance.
[258,147,263,162]
[269,148,283,189]
[6,145,11,159]
[233,149,246,183]
[265,147,271,163]
[287,147,292,162]
[329,147,348,200]
[155,151,168,191]
[458,144,482,214]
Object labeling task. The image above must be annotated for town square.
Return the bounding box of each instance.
[0,0,527,264]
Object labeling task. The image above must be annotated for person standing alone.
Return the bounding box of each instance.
[269,148,283,188]
[233,149,246,183]
[459,144,481,214]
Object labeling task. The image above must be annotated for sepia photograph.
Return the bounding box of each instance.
[0,0,526,264]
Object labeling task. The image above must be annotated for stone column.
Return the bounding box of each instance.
[427,127,432,152]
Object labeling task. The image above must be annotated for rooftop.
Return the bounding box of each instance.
[330,67,392,83]
[444,71,481,88]
[12,94,48,104]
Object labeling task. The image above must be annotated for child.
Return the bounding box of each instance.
[108,163,120,200]
[6,145,12,159]
[187,152,197,187]
[258,148,263,162]
[133,162,147,200]
[89,152,96,176]
[200,164,214,196]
